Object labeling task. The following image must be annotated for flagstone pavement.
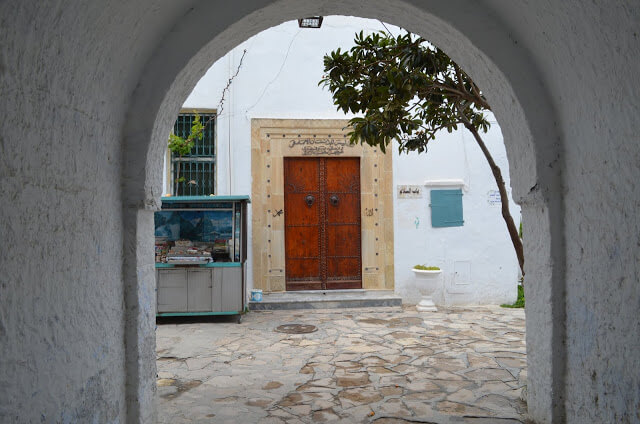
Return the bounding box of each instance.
[156,306,527,423]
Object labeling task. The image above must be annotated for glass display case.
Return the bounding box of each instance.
[154,196,250,320]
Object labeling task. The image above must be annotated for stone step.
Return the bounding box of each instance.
[248,289,403,311]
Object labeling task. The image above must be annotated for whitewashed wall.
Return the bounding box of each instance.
[393,124,520,305]
[170,16,520,305]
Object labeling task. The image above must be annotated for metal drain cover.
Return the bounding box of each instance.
[275,324,318,334]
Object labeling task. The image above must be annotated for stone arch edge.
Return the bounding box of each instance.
[121,1,565,423]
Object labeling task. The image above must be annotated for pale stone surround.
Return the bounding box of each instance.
[251,119,394,292]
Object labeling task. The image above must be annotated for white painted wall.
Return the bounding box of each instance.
[171,16,520,305]
[393,123,520,305]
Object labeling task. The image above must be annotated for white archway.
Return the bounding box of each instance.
[122,1,564,422]
[4,1,640,423]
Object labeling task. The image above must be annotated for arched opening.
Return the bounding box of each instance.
[122,2,564,422]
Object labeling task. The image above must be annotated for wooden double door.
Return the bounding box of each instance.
[284,157,362,291]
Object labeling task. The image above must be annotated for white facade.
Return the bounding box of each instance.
[393,127,520,305]
[168,16,520,305]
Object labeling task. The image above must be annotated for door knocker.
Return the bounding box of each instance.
[305,195,315,207]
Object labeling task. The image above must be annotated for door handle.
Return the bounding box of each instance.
[305,195,315,207]
[330,195,339,206]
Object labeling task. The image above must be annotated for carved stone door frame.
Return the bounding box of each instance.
[251,118,394,294]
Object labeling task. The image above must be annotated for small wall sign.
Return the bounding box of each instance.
[397,185,422,199]
[487,190,501,206]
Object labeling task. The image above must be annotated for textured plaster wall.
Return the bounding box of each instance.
[0,1,637,423]
[0,1,193,422]
[0,3,128,422]
[484,2,640,422]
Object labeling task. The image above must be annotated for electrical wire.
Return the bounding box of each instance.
[244,28,302,115]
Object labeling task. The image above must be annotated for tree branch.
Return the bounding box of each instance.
[458,107,524,276]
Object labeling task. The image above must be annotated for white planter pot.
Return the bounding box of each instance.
[412,268,442,312]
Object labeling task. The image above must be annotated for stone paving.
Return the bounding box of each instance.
[156,306,527,423]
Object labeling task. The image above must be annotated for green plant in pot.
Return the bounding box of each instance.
[413,264,440,271]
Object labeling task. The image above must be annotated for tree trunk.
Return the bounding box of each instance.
[463,122,525,279]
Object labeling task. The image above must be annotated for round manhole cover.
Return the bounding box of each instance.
[274,324,318,334]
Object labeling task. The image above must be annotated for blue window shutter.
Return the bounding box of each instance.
[430,189,464,227]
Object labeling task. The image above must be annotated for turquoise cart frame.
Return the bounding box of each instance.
[155,196,250,321]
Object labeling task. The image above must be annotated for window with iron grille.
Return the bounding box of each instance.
[171,112,216,196]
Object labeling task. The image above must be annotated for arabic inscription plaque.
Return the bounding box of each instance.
[397,185,422,199]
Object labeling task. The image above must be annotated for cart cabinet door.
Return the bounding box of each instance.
[187,269,213,312]
[211,268,222,312]
[157,269,188,312]
[221,267,243,312]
